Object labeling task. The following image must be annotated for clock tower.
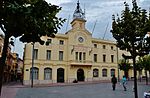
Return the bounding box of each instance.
[71,0,86,30]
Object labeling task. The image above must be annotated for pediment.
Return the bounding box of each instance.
[65,28,92,37]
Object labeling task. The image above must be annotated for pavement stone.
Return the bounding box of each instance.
[1,81,150,98]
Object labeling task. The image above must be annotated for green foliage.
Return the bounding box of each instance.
[118,59,132,72]
[111,1,150,57]
[111,1,150,97]
[0,0,66,94]
[0,0,66,43]
[136,57,144,71]
[137,55,150,71]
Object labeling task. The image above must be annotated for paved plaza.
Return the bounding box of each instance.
[1,81,150,98]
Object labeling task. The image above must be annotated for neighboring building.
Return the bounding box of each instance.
[4,46,13,82]
[23,1,145,85]
[0,35,4,57]
[8,53,23,82]
[11,53,19,81]
[17,58,23,82]
[0,35,12,82]
[4,52,20,82]
[0,35,23,83]
[0,35,15,82]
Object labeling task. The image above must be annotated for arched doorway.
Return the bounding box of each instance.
[77,69,84,81]
[57,68,64,83]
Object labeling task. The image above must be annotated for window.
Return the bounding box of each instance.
[59,40,64,45]
[94,44,97,48]
[102,69,107,77]
[46,50,51,60]
[30,67,39,80]
[111,46,113,50]
[103,45,106,49]
[46,39,52,46]
[93,69,99,77]
[33,49,38,59]
[59,51,63,61]
[94,54,97,62]
[83,52,86,61]
[111,69,115,77]
[75,52,78,60]
[111,55,114,63]
[103,54,106,62]
[75,52,86,61]
[44,68,52,80]
[79,52,82,61]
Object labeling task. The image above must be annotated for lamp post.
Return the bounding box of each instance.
[31,42,35,88]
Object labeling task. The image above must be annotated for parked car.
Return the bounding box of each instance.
[144,91,150,98]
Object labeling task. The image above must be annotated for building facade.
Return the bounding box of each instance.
[0,35,21,83]
[0,35,4,57]
[23,1,134,85]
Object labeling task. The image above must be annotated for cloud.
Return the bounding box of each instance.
[4,0,149,59]
[140,0,150,10]
[55,0,128,40]
[45,0,72,5]
[0,29,4,35]
[11,38,25,59]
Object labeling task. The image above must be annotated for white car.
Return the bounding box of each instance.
[144,92,150,98]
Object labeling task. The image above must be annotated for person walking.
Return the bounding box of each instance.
[111,75,117,91]
[122,75,127,91]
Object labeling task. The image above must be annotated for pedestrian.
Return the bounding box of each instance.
[122,75,127,91]
[111,75,117,91]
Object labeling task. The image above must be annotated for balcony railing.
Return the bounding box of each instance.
[69,60,92,66]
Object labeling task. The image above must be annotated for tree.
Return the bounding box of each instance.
[144,55,150,85]
[111,0,150,98]
[136,57,144,82]
[0,0,65,95]
[118,58,132,79]
[137,55,150,84]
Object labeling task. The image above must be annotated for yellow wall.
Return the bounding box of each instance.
[23,17,147,85]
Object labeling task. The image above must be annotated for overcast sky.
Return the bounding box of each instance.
[0,0,150,59]
[48,0,150,39]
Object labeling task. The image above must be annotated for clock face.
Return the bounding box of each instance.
[78,37,84,43]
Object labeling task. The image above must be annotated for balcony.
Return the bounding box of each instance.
[70,60,92,67]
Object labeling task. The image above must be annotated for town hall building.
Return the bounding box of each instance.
[23,1,132,85]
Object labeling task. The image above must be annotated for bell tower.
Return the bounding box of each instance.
[71,0,86,30]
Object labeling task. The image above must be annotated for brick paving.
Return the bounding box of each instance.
[1,81,150,98]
